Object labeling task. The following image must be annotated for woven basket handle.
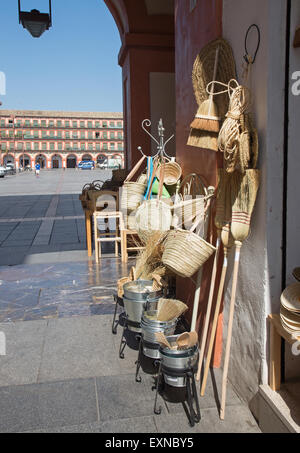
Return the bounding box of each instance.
[124,155,146,182]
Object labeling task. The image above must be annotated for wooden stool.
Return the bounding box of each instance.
[268,314,300,391]
[121,229,144,263]
[94,211,124,263]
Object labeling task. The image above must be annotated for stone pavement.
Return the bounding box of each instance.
[0,170,261,433]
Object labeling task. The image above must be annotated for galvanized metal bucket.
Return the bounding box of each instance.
[141,310,178,359]
[159,334,199,387]
[123,280,163,332]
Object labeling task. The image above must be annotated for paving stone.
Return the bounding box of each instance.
[0,378,98,433]
[96,373,167,422]
[0,319,47,386]
[38,315,122,382]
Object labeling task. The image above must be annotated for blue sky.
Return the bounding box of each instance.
[0,0,123,112]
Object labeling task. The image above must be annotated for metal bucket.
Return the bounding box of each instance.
[141,310,177,359]
[159,334,199,387]
[123,280,163,332]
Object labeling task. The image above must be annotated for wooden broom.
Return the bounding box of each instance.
[187,47,220,151]
[190,47,221,133]
[196,169,227,381]
[219,169,260,420]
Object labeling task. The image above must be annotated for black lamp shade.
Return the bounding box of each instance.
[19,9,51,38]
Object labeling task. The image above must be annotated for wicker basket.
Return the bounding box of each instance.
[157,161,182,186]
[172,196,205,229]
[135,199,172,243]
[162,229,216,278]
[120,181,146,211]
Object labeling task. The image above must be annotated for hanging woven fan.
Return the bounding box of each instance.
[188,38,236,151]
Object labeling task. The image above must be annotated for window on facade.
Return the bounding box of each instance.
[41,120,46,127]
[95,132,100,138]
[80,143,86,150]
[117,132,123,139]
[65,121,70,128]
[72,121,77,128]
[117,121,122,128]
[96,144,100,150]
[9,131,14,138]
[42,143,47,150]
[1,131,5,138]
[50,143,55,150]
[25,120,30,127]
[103,143,108,150]
[50,131,54,137]
[88,143,93,151]
[80,131,85,139]
[0,120,5,127]
[26,143,31,150]
[109,121,115,128]
[34,131,39,138]
[42,131,47,138]
[34,143,39,150]
[9,142,14,150]
[49,120,54,127]
[117,143,123,150]
[102,122,107,128]
[33,120,39,127]
[66,143,70,150]
[65,131,70,139]
[110,143,115,150]
[95,121,99,128]
[80,121,85,128]
[57,131,62,138]
[88,131,93,139]
[16,121,22,128]
[110,132,115,139]
[57,120,62,128]
[74,143,78,150]
[58,143,62,150]
[88,121,92,129]
[17,142,23,150]
[1,143,6,150]
[103,132,108,139]
[72,132,78,139]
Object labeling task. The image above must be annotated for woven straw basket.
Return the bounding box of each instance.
[162,229,216,278]
[156,161,182,186]
[120,181,146,211]
[135,199,172,243]
[172,197,205,229]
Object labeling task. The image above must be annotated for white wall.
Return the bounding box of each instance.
[222,0,287,403]
[285,0,300,380]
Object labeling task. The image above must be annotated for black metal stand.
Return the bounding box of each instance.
[135,337,143,382]
[153,364,201,427]
[112,293,125,335]
[118,315,141,359]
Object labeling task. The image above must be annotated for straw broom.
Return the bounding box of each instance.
[196,169,227,381]
[190,47,221,134]
[188,48,220,151]
[219,169,260,420]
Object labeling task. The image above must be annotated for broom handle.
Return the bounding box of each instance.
[190,198,212,332]
[220,241,242,420]
[199,246,229,390]
[196,233,221,380]
[124,155,146,182]
[208,46,220,116]
[158,158,165,200]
